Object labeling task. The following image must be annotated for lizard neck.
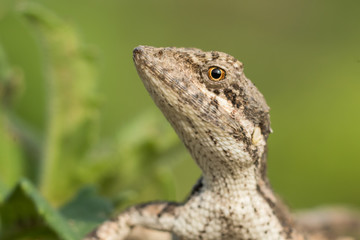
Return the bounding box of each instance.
[188,133,302,239]
[201,163,259,198]
[164,102,302,238]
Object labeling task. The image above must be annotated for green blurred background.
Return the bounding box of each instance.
[0,0,359,216]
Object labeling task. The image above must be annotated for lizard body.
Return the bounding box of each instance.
[85,46,359,240]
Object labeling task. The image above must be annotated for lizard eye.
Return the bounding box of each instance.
[208,67,226,81]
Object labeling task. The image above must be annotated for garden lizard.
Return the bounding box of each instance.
[85,46,360,240]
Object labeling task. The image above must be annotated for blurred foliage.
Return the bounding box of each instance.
[19,1,100,204]
[0,2,185,239]
[0,179,79,240]
[0,43,25,200]
[0,0,359,239]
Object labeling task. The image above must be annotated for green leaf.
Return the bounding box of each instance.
[0,110,24,196]
[60,187,113,238]
[0,179,77,240]
[0,45,25,194]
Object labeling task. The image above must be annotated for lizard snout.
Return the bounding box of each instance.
[133,46,145,61]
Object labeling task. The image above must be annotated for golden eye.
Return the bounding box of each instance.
[208,67,226,81]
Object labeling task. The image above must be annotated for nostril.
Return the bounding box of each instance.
[133,46,144,57]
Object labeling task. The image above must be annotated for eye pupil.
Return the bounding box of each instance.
[211,68,222,79]
[208,67,225,81]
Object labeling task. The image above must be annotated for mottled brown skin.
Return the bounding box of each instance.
[84,46,360,240]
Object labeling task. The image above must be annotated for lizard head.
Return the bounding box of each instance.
[133,46,270,176]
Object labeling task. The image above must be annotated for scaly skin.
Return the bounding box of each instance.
[85,46,359,240]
